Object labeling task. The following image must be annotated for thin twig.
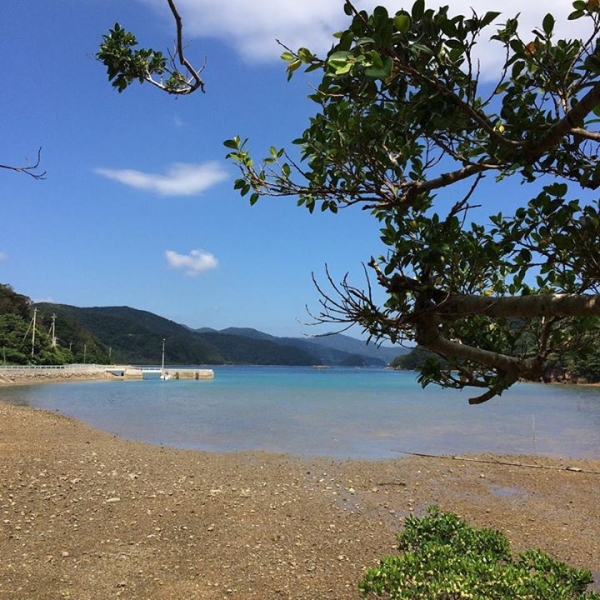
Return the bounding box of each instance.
[0,148,46,180]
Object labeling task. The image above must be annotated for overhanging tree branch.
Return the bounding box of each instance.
[518,82,600,172]
[439,293,600,320]
[97,0,205,95]
[222,1,600,402]
[0,148,46,180]
[164,0,205,94]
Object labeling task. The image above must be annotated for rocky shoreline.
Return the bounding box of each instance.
[0,395,599,599]
[0,367,116,386]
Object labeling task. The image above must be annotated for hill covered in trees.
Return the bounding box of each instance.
[0,283,403,367]
[0,284,109,365]
[34,304,401,366]
[3,283,600,380]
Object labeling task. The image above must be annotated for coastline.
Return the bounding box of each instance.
[0,399,599,599]
[0,367,115,387]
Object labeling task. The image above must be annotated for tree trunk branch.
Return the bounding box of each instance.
[530,83,600,153]
[165,0,205,94]
[439,293,600,320]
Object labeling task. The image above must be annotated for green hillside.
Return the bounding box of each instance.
[36,304,223,365]
[36,304,395,366]
[215,327,403,366]
[1,282,405,367]
[197,331,316,366]
[0,285,109,365]
[2,280,597,378]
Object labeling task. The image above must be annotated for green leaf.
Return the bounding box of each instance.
[374,6,389,19]
[411,0,425,21]
[479,11,501,28]
[356,37,375,47]
[286,59,302,79]
[297,47,314,62]
[394,14,411,34]
[542,13,555,35]
[368,50,384,69]
[445,39,465,50]
[327,50,354,73]
[365,56,394,79]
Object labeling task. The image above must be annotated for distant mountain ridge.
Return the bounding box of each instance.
[211,327,403,365]
[34,304,405,367]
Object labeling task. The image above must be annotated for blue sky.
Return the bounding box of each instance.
[0,0,587,338]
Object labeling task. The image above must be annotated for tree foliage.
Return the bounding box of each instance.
[0,284,89,365]
[360,506,600,599]
[225,0,600,402]
[97,0,204,95]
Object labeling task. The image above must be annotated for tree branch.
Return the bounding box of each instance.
[530,82,600,154]
[414,314,542,404]
[440,293,600,320]
[165,0,205,94]
[0,148,46,180]
[393,161,496,208]
[569,127,600,142]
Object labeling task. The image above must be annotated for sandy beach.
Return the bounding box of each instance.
[1,378,599,599]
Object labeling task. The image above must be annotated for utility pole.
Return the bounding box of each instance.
[31,308,37,357]
[49,313,57,348]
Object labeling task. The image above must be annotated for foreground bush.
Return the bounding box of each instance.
[360,506,600,599]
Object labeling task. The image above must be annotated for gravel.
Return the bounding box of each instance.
[1,391,599,599]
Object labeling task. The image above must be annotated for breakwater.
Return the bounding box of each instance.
[0,365,215,385]
[0,365,114,385]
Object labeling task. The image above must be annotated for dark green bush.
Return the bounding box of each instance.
[360,506,600,599]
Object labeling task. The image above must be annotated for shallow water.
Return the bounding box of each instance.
[2,366,600,459]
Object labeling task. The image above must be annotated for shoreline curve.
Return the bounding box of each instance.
[0,400,598,599]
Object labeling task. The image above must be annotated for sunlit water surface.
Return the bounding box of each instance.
[2,366,600,459]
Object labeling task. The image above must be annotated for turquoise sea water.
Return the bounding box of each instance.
[2,366,600,459]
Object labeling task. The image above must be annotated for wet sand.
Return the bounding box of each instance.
[1,395,599,599]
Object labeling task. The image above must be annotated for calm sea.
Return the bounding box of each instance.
[2,366,600,459]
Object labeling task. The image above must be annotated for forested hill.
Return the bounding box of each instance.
[205,326,403,365]
[0,284,110,365]
[30,302,402,367]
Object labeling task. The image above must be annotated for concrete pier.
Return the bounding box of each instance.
[115,366,215,381]
[0,365,215,384]
[160,368,214,380]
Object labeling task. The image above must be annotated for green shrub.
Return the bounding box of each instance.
[360,506,600,599]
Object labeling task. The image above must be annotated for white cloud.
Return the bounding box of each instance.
[95,162,228,196]
[0,252,7,262]
[165,249,218,276]
[141,0,590,75]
